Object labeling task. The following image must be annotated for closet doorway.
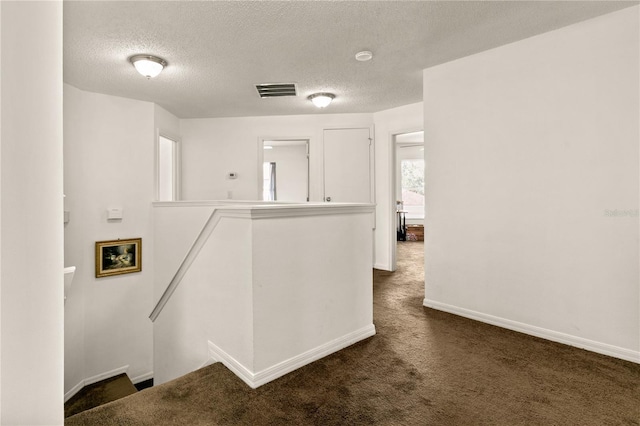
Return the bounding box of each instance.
[392,130,424,271]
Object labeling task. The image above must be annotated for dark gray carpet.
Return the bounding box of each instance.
[66,242,640,425]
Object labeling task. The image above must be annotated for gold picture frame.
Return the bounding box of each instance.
[95,238,142,278]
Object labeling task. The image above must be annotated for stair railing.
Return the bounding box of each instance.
[149,209,223,322]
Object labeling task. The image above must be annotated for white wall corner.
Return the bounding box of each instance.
[64,380,86,403]
[252,325,376,388]
[207,340,257,389]
[208,324,376,389]
[424,299,640,364]
[374,262,392,271]
[202,344,222,368]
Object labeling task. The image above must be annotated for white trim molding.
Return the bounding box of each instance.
[424,299,640,364]
[152,200,375,217]
[83,365,130,387]
[374,262,392,271]
[64,381,86,404]
[65,366,153,402]
[207,324,376,389]
[64,365,130,403]
[131,371,154,385]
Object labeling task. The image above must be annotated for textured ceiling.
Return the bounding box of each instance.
[63,1,637,119]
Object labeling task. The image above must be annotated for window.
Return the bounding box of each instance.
[263,162,277,201]
[158,135,179,201]
[401,159,424,219]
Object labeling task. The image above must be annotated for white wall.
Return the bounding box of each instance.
[63,84,86,401]
[181,107,422,270]
[1,2,64,424]
[154,104,181,142]
[252,211,374,372]
[180,113,373,201]
[153,209,254,384]
[155,105,181,201]
[1,4,3,417]
[1,3,4,418]
[152,202,375,387]
[423,7,639,362]
[64,84,158,394]
[372,103,424,270]
[263,144,308,201]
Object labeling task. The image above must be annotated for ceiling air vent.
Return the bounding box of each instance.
[255,83,297,98]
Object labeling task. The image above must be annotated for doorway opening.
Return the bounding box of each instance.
[258,139,309,202]
[157,134,180,201]
[391,130,424,271]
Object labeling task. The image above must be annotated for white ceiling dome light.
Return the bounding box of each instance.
[308,92,335,108]
[355,50,373,62]
[129,55,167,78]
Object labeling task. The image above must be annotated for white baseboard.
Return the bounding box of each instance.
[423,299,640,364]
[131,371,154,385]
[64,365,153,403]
[84,365,130,387]
[208,324,376,389]
[206,342,256,388]
[64,380,86,403]
[65,365,130,402]
[373,263,392,271]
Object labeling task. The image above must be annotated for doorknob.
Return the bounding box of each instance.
[325,196,332,202]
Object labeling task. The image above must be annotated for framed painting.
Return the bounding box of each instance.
[95,238,142,278]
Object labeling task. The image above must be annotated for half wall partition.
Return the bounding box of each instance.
[151,200,376,388]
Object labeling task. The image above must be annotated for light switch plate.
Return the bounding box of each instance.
[107,208,123,220]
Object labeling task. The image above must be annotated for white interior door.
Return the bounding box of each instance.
[323,128,372,203]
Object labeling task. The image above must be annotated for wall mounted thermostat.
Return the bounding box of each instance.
[227,172,238,179]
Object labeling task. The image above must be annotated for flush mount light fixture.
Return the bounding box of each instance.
[355,50,373,62]
[308,93,335,108]
[129,55,167,78]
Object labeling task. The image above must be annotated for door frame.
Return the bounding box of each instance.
[155,129,182,202]
[389,127,423,272]
[257,137,310,202]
